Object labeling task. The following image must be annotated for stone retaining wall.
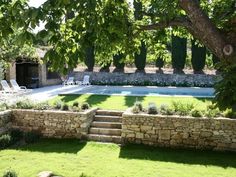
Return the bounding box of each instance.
[11,109,97,139]
[74,71,219,87]
[0,110,12,135]
[122,110,236,151]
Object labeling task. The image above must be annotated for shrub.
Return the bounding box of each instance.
[0,134,12,149]
[81,102,90,110]
[113,53,125,71]
[72,101,79,107]
[147,103,158,114]
[171,101,194,116]
[3,169,18,177]
[134,101,143,111]
[24,131,41,144]
[160,104,174,115]
[134,41,147,71]
[9,129,23,143]
[191,40,206,73]
[205,105,221,118]
[171,35,187,73]
[223,109,236,118]
[0,103,8,111]
[54,101,63,110]
[84,45,95,71]
[156,57,164,69]
[70,106,81,112]
[34,102,50,110]
[132,105,141,114]
[191,109,203,117]
[61,103,69,111]
[15,100,34,109]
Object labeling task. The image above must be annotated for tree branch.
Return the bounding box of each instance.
[139,17,193,31]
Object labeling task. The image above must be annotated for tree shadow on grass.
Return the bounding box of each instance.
[124,96,146,108]
[12,138,87,154]
[119,144,236,168]
[60,94,83,103]
[84,95,111,108]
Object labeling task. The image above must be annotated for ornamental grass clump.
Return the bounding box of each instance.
[61,103,69,111]
[0,134,12,149]
[131,101,143,114]
[160,104,174,115]
[191,109,203,118]
[15,99,35,109]
[147,103,158,115]
[2,169,18,177]
[81,102,90,110]
[171,101,194,116]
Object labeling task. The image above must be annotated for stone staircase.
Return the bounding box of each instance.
[88,110,123,144]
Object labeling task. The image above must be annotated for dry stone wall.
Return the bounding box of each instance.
[74,72,219,87]
[122,110,236,151]
[0,110,12,135]
[11,109,97,139]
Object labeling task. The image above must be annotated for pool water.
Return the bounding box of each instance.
[62,86,215,98]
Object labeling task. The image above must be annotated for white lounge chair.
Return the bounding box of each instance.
[75,75,90,85]
[82,75,90,85]
[10,79,32,93]
[63,77,75,86]
[0,80,17,94]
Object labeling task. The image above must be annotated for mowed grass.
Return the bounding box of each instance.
[0,139,236,177]
[49,94,212,110]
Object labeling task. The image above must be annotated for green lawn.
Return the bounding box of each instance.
[0,139,236,177]
[50,94,212,110]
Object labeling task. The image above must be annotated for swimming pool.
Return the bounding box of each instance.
[61,86,215,98]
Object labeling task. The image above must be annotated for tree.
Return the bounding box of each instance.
[191,39,206,74]
[133,0,147,72]
[171,35,187,74]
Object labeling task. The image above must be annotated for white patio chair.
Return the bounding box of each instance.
[10,79,32,93]
[0,80,17,94]
[63,77,75,86]
[82,75,90,85]
[75,75,90,85]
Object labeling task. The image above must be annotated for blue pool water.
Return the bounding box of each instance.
[64,86,215,98]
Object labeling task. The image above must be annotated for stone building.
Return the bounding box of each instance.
[5,49,62,88]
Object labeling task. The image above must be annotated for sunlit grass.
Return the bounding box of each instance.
[49,94,212,110]
[0,139,235,177]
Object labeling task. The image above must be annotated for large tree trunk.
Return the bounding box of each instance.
[179,0,236,63]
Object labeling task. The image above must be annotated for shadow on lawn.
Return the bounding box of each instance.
[119,144,236,168]
[124,96,145,108]
[60,95,83,103]
[14,139,87,154]
[85,95,111,107]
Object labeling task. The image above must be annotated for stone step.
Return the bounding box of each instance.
[94,115,122,123]
[87,134,122,144]
[90,127,121,136]
[96,110,123,117]
[91,121,122,129]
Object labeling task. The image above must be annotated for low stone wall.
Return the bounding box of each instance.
[122,110,236,151]
[74,71,219,87]
[11,109,97,139]
[0,110,12,135]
